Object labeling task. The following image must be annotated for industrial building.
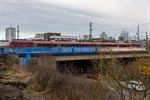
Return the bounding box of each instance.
[34,32,77,42]
[35,33,44,38]
[44,32,61,40]
[49,35,77,42]
[5,27,16,41]
[34,33,44,40]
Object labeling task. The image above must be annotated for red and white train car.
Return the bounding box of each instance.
[6,39,146,53]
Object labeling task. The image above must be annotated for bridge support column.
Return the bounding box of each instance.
[21,50,31,66]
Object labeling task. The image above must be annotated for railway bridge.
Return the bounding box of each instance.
[54,53,149,61]
[0,47,149,65]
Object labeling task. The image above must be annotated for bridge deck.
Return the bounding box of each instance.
[0,47,149,65]
[54,53,149,61]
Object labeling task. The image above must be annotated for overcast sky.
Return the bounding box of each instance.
[0,0,149,40]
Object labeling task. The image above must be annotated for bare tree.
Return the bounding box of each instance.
[118,31,129,41]
[81,34,89,41]
[100,31,107,41]
[93,52,150,100]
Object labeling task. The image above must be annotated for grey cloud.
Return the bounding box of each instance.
[0,0,149,39]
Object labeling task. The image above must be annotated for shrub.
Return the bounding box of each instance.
[26,55,120,100]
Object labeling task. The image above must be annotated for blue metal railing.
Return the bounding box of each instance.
[0,47,96,55]
[0,47,97,65]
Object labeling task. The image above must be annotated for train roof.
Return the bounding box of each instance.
[9,39,142,45]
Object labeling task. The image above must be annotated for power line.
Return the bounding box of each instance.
[2,14,149,35]
[93,22,149,27]
[3,14,149,27]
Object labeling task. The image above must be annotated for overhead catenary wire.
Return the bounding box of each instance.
[1,14,149,37]
[2,14,149,27]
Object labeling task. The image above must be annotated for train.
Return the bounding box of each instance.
[6,39,146,53]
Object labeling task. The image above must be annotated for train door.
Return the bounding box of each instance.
[33,43,37,47]
[57,43,61,47]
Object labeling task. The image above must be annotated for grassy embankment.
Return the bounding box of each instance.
[0,51,150,100]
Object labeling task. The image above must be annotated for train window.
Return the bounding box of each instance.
[39,44,43,47]
[18,42,23,45]
[106,44,109,47]
[42,44,45,46]
[73,44,76,46]
[76,44,80,46]
[40,44,43,47]
[57,44,61,47]
[70,44,73,46]
[47,44,50,46]
[61,44,65,47]
[51,44,54,47]
[65,44,68,47]
[102,44,105,47]
[33,43,37,47]
[96,44,99,47]
[73,44,76,47]
[24,42,32,45]
[40,44,44,46]
[120,45,123,47]
[47,44,50,47]
[38,44,42,47]
[11,42,18,44]
[54,44,57,47]
[37,44,40,47]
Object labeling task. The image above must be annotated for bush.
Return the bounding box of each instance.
[26,55,120,100]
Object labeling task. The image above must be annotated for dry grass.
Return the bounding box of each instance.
[92,51,150,100]
[0,54,31,83]
[3,52,150,100]
[26,55,120,100]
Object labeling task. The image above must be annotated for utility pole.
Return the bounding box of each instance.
[89,22,93,41]
[127,33,129,42]
[17,25,19,39]
[146,32,148,52]
[137,25,140,42]
[79,34,81,42]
